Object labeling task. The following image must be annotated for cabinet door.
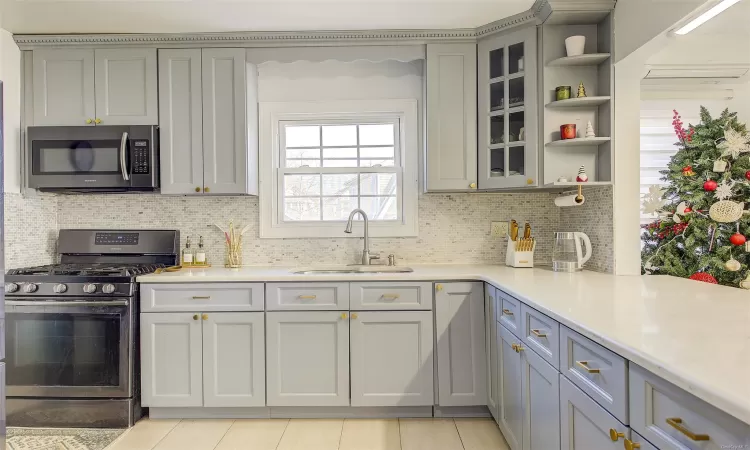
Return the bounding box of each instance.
[425,44,477,192]
[436,282,487,406]
[202,48,249,195]
[498,324,524,450]
[141,312,203,407]
[94,48,158,125]
[522,345,560,450]
[158,49,205,195]
[478,26,538,189]
[202,312,265,407]
[266,311,349,407]
[560,376,628,450]
[485,285,499,422]
[350,311,433,407]
[32,49,95,126]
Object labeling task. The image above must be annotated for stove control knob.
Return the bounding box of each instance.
[5,283,19,293]
[102,284,116,294]
[83,283,97,294]
[24,284,38,293]
[53,283,68,294]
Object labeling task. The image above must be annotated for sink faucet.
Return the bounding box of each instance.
[344,208,380,265]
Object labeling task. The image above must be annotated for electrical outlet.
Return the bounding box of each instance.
[491,221,509,237]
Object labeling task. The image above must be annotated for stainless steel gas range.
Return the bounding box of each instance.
[4,229,178,428]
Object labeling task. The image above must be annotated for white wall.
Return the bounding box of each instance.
[0,28,21,193]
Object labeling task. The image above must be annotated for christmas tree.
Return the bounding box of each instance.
[641,107,750,288]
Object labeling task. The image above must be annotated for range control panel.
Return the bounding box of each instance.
[95,232,140,246]
[132,140,150,174]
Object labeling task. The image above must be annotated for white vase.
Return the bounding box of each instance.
[565,36,586,57]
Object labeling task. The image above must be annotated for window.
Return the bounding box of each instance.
[259,100,418,238]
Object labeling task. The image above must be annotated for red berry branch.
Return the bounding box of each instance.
[672,110,695,144]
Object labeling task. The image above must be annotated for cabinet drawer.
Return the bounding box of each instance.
[497,289,521,337]
[520,304,559,369]
[630,364,750,450]
[350,282,432,310]
[627,430,658,450]
[266,283,349,311]
[560,376,629,450]
[141,283,264,312]
[560,325,628,424]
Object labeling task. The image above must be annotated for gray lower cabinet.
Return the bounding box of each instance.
[425,43,478,192]
[158,48,256,195]
[141,311,265,408]
[435,282,486,406]
[498,324,524,450]
[522,343,560,450]
[32,48,157,126]
[560,376,629,450]
[485,285,499,422]
[265,311,350,407]
[350,311,433,407]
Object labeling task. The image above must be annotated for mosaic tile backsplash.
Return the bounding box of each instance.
[5,189,614,272]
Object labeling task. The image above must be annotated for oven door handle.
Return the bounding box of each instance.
[6,300,129,307]
[120,131,130,181]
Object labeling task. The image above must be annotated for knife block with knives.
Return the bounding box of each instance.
[505,220,536,268]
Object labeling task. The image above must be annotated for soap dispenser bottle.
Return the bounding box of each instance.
[182,236,194,265]
[195,236,207,265]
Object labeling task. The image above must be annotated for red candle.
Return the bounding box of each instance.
[560,124,577,140]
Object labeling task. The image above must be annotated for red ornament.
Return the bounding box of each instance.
[745,170,750,181]
[730,233,747,246]
[689,273,718,284]
[683,207,692,213]
[703,180,718,191]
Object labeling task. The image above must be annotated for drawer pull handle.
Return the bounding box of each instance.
[502,309,514,316]
[381,294,400,300]
[624,439,641,450]
[575,360,600,374]
[531,329,547,338]
[666,417,710,441]
[609,429,625,442]
[192,296,211,300]
[298,295,317,300]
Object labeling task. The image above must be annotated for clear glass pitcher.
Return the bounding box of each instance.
[552,232,592,272]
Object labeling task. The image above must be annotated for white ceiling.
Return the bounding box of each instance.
[0,0,534,34]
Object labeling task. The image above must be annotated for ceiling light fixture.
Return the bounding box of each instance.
[674,0,743,35]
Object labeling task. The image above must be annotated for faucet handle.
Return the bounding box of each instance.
[368,254,381,264]
[388,254,396,266]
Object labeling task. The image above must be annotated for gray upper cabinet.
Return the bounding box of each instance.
[32,48,156,126]
[94,48,158,125]
[158,49,205,195]
[425,44,478,192]
[478,26,538,189]
[32,49,95,126]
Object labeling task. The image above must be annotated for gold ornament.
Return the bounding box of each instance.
[725,258,741,272]
[741,273,750,289]
[577,81,587,98]
[709,200,745,223]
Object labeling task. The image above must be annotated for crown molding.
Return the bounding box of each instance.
[475,8,540,38]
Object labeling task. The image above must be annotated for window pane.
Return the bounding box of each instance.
[284,198,321,221]
[360,173,397,196]
[285,126,320,147]
[323,125,357,146]
[287,148,320,159]
[284,174,320,197]
[286,159,321,168]
[323,159,358,168]
[359,124,394,146]
[323,196,359,221]
[360,159,395,167]
[361,197,398,220]
[360,147,394,158]
[323,174,358,196]
[323,148,357,159]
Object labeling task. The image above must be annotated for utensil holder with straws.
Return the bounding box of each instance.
[216,221,249,268]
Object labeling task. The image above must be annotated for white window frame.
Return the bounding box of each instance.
[259,99,419,238]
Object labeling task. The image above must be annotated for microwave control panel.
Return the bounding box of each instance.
[132,140,150,174]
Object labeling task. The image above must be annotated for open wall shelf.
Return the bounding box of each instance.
[547,53,611,66]
[546,96,610,108]
[546,137,611,147]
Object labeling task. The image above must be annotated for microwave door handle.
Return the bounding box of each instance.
[120,131,130,181]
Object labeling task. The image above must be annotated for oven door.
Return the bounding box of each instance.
[5,298,132,398]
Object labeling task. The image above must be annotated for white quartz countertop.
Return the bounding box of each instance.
[138,264,750,426]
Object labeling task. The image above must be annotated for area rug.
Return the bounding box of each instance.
[6,427,125,450]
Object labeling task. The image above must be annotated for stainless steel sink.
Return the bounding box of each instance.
[292,265,413,274]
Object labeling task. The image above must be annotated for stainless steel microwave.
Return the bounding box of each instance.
[27,125,159,192]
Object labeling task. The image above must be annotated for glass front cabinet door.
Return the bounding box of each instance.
[478,26,537,189]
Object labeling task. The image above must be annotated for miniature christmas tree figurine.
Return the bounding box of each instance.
[576,165,588,182]
[577,81,587,98]
[585,121,596,138]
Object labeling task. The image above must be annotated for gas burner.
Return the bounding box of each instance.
[8,263,166,277]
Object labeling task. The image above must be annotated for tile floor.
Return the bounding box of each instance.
[105,417,510,450]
